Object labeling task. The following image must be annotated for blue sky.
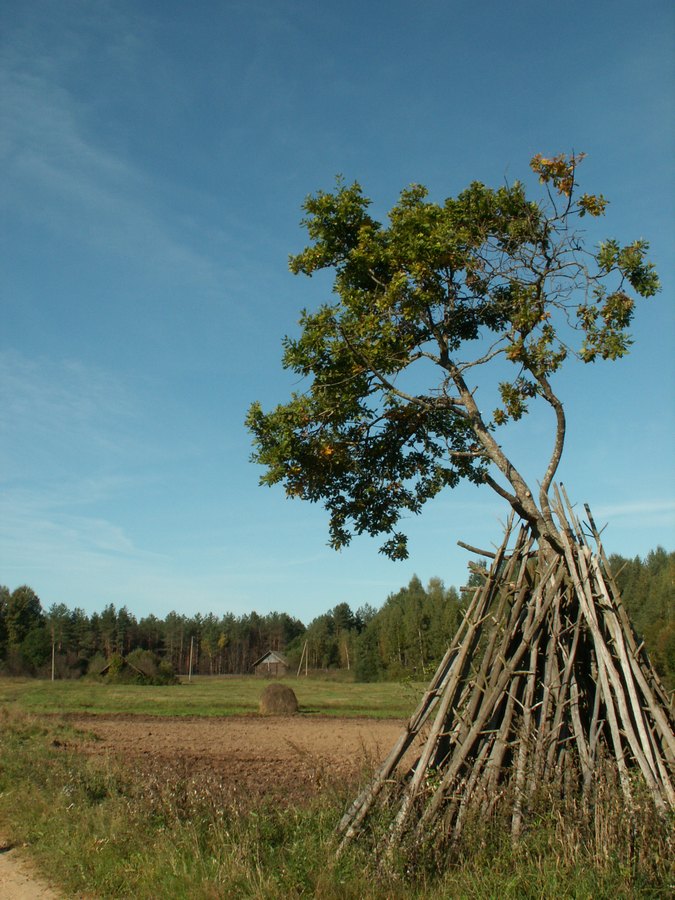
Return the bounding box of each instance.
[2,0,673,623]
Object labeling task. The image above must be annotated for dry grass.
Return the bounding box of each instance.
[258,682,299,715]
[0,707,672,898]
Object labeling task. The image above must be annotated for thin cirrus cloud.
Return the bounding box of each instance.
[1,66,228,295]
[0,498,191,614]
[2,501,141,565]
[0,350,159,580]
[1,481,261,615]
[592,500,675,523]
[0,350,140,476]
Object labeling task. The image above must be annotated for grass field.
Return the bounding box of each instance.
[0,674,421,719]
[0,676,672,898]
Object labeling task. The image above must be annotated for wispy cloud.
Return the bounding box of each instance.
[1,61,228,296]
[0,349,161,579]
[1,500,142,564]
[592,499,675,522]
[0,350,140,479]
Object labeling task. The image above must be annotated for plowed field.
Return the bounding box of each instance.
[68,714,405,803]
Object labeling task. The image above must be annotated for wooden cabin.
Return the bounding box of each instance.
[252,650,289,678]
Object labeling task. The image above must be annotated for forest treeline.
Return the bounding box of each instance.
[0,547,672,688]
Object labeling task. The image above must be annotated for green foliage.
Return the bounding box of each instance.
[0,586,49,674]
[248,153,659,556]
[294,602,366,672]
[354,576,462,681]
[96,650,179,686]
[125,648,178,684]
[6,585,44,646]
[0,596,308,679]
[18,626,51,670]
[0,584,8,657]
[354,625,383,682]
[1,546,670,689]
[86,652,108,678]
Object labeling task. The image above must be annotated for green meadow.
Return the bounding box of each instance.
[0,677,671,898]
[0,674,419,719]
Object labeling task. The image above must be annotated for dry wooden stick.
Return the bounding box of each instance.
[386,612,487,843]
[430,531,532,770]
[529,595,563,790]
[449,729,498,843]
[589,554,675,765]
[417,583,557,830]
[584,505,673,710]
[337,525,519,849]
[483,673,522,798]
[569,538,665,804]
[569,672,593,784]
[512,634,541,839]
[336,640,460,848]
[337,489,674,861]
[592,561,664,786]
[585,675,604,796]
[553,510,633,803]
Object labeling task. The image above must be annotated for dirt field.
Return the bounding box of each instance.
[68,714,406,803]
[0,715,407,898]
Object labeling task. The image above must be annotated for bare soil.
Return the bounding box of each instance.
[1,715,406,899]
[68,714,405,803]
[0,839,60,900]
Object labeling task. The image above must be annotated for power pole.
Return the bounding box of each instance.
[188,636,194,683]
[296,640,307,677]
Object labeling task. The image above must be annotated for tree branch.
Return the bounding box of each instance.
[446,364,546,536]
[532,370,566,532]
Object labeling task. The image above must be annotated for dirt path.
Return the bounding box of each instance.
[0,839,60,900]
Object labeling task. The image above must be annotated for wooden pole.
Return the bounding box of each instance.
[296,641,307,677]
[188,636,194,683]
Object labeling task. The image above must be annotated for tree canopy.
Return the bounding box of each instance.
[247,153,659,557]
[1,553,671,687]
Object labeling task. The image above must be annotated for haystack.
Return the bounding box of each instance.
[259,682,299,715]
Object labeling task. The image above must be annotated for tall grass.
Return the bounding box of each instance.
[0,708,672,898]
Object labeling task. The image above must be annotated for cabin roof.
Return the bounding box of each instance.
[251,650,289,668]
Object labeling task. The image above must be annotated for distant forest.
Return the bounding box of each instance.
[1,548,673,689]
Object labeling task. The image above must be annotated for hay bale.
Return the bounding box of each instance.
[259,682,299,715]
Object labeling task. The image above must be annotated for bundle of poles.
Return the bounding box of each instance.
[337,485,675,856]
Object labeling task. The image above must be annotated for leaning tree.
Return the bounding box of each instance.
[247,154,673,858]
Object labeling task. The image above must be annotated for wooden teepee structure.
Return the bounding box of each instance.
[337,486,675,855]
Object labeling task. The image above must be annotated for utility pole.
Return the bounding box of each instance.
[296,640,308,677]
